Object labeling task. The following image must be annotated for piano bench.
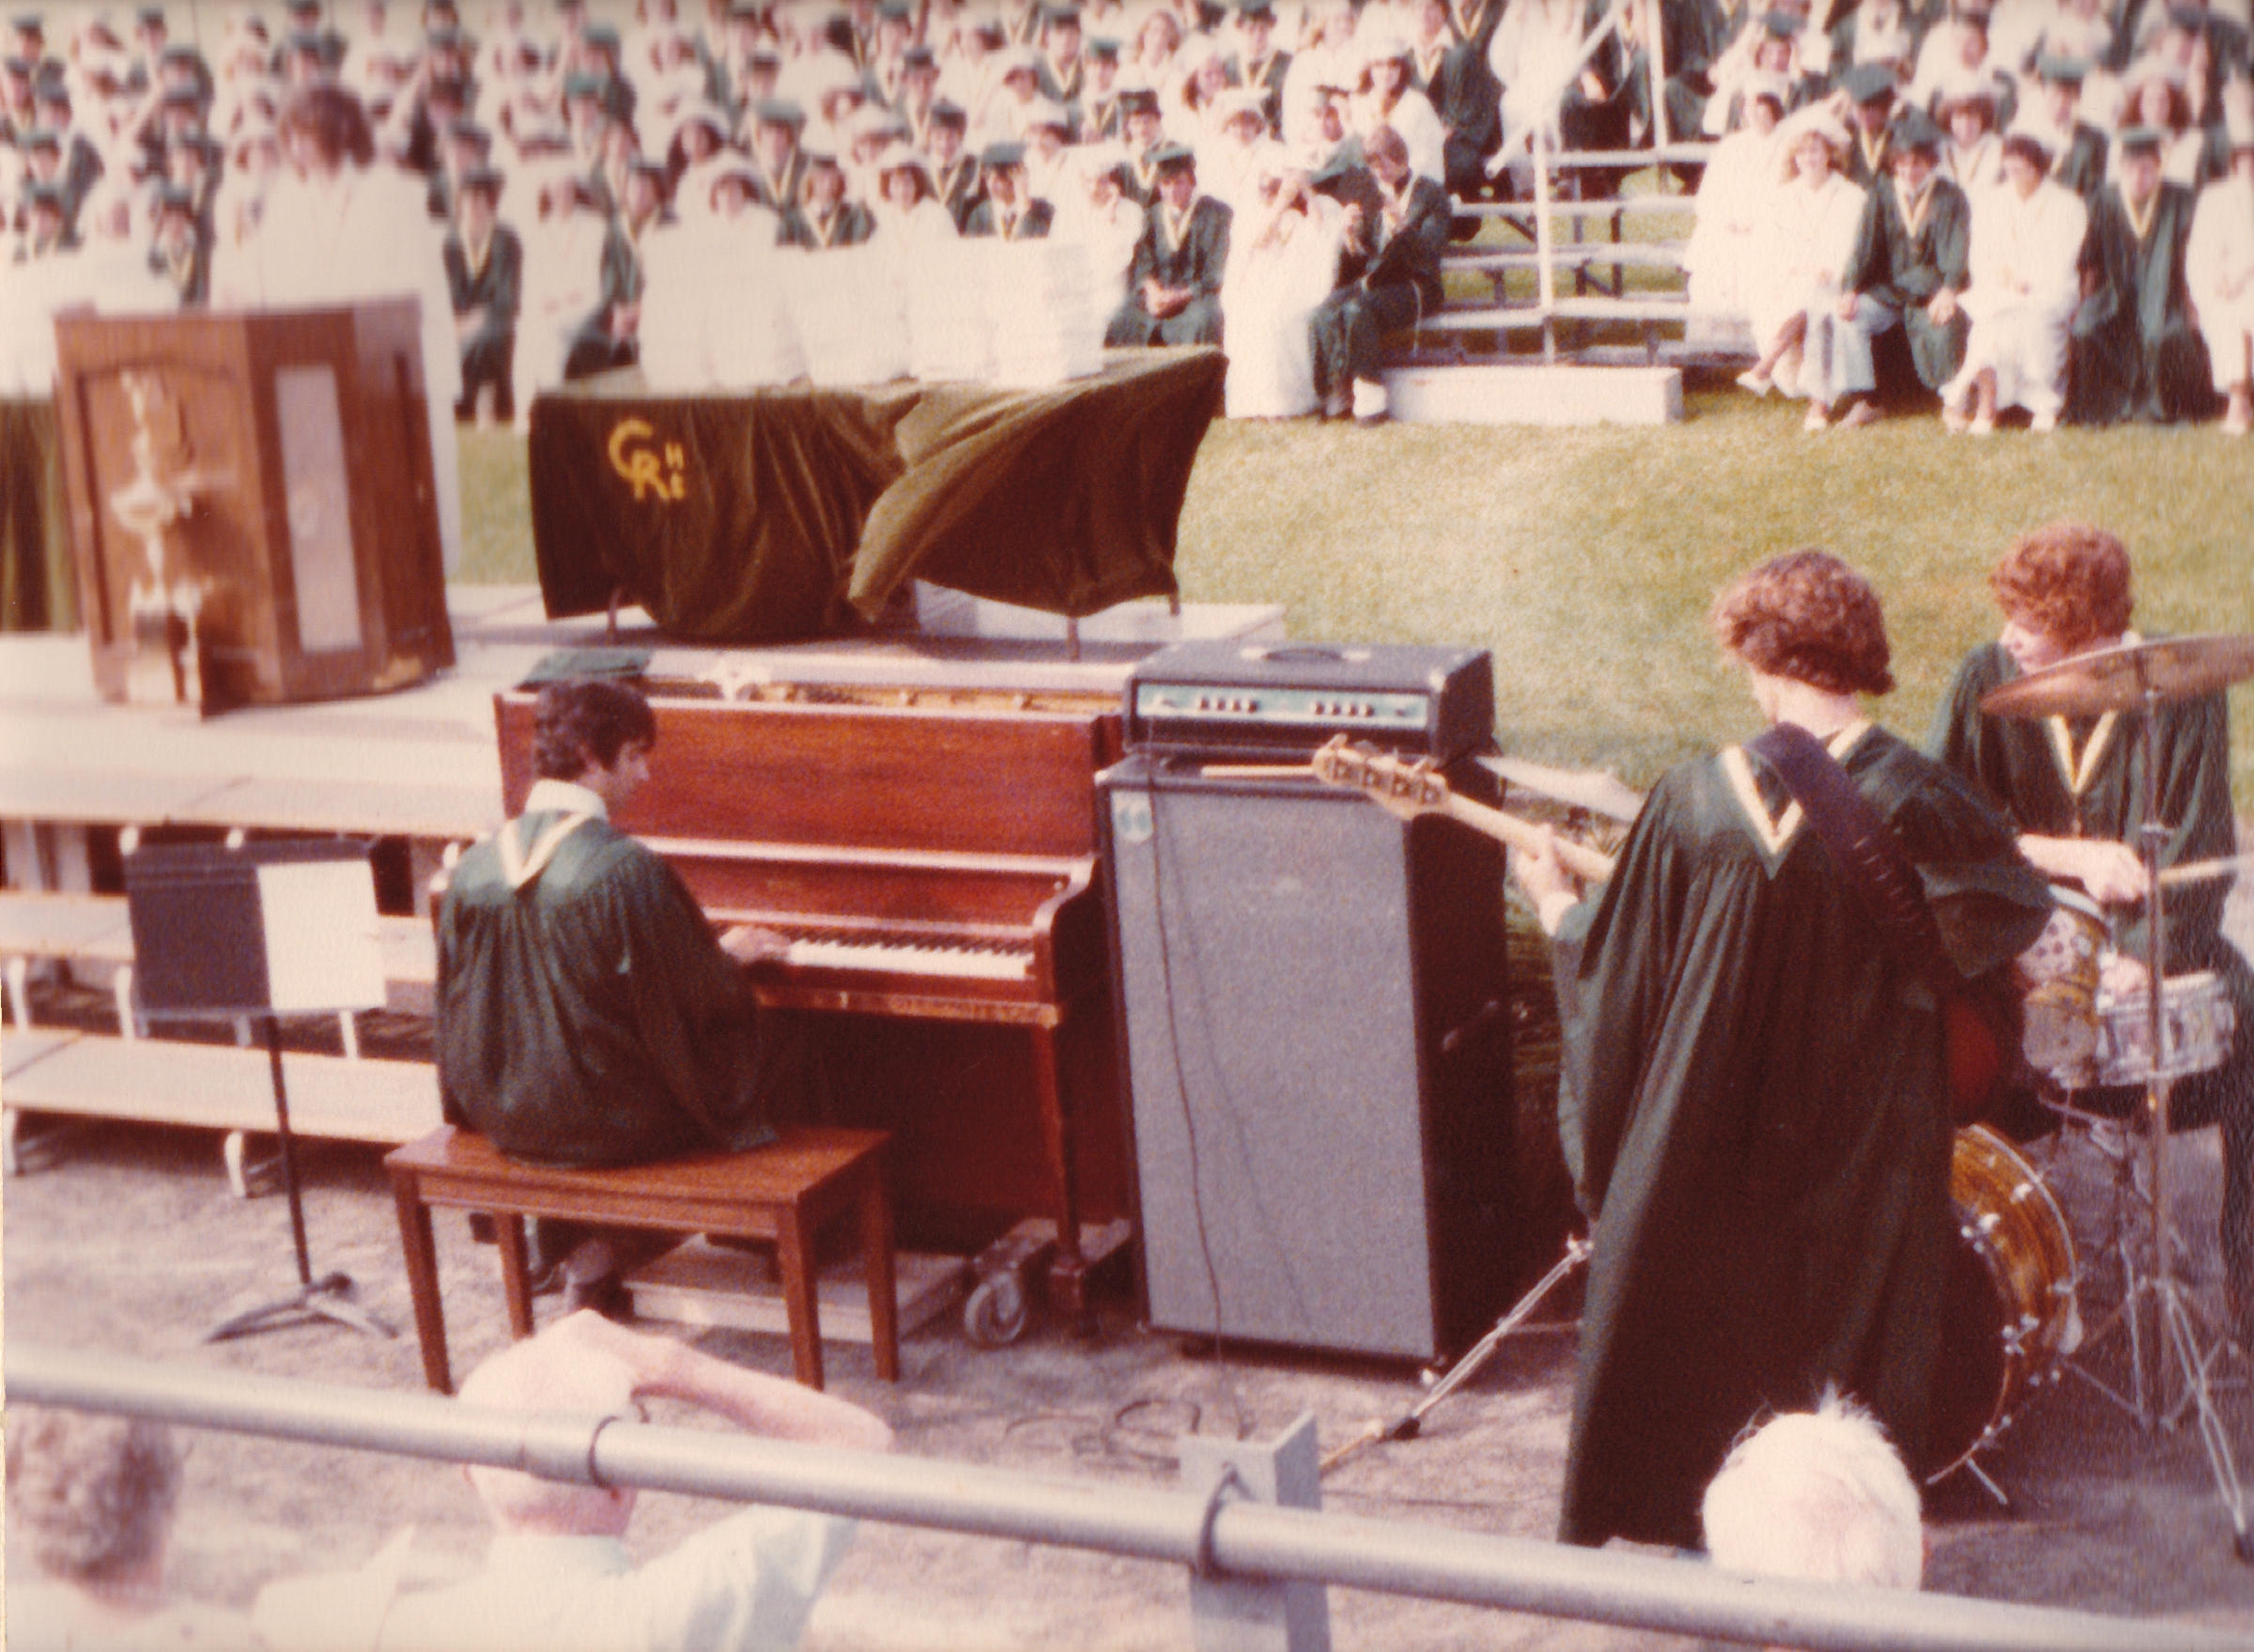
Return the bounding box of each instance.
[384,1124,899,1395]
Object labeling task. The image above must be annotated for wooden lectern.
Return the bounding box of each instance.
[53,303,454,713]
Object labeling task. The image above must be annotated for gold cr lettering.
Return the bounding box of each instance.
[606,417,685,503]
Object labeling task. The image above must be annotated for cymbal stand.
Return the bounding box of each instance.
[2062,682,2250,1557]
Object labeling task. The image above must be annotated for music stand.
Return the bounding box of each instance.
[2058,680,2251,1556]
[124,839,395,1343]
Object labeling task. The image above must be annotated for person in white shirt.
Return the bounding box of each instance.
[253,1311,895,1652]
[2186,114,2254,433]
[1943,127,2087,432]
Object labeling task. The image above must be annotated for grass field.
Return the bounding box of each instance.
[455,381,2254,807]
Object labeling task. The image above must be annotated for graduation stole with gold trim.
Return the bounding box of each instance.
[1719,720,1873,868]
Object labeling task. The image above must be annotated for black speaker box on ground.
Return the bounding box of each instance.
[1100,754,1517,1363]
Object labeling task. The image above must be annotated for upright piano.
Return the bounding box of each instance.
[493,679,1130,1320]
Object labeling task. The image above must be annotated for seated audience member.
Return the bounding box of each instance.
[1737,108,1873,429]
[1683,72,1788,336]
[2025,53,2109,201]
[147,183,210,306]
[2113,54,2214,191]
[747,98,810,212]
[1702,1391,1923,1593]
[2187,110,2254,434]
[1868,110,1973,408]
[566,157,672,378]
[873,150,960,249]
[8,1405,245,1648]
[1308,122,1444,425]
[253,1312,895,1652]
[1220,153,1342,419]
[1943,129,2086,433]
[446,164,522,426]
[1106,140,1232,347]
[779,147,875,249]
[1353,23,1444,188]
[1936,80,2003,195]
[2071,123,2215,425]
[1058,142,1144,322]
[925,99,983,228]
[1840,63,1901,188]
[515,168,610,425]
[964,139,1053,237]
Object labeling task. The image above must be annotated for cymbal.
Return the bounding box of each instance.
[1978,634,2254,720]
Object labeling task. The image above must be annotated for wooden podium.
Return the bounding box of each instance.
[53,303,454,712]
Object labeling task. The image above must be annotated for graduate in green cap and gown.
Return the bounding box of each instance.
[2070,125,2215,425]
[1869,108,1971,397]
[1517,548,2049,1552]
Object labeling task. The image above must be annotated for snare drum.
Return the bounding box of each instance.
[2018,887,2107,1081]
[1930,1126,2078,1481]
[2085,971,2237,1088]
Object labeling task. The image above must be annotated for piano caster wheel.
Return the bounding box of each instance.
[964,1273,1029,1348]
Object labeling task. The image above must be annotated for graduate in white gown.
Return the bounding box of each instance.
[247,84,465,571]
[1943,129,2088,432]
[1219,152,1344,419]
[2186,118,2254,433]
[1737,107,1869,415]
[1683,74,1787,332]
[514,166,613,427]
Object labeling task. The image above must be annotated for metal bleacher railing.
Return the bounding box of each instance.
[10,1343,2250,1652]
[1424,0,1721,367]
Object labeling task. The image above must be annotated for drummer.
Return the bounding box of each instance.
[1930,518,2254,1343]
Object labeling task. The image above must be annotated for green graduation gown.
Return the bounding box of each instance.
[1552,723,2049,1550]
[436,810,784,1168]
[2070,180,2216,425]
[1929,641,2254,1136]
[1869,172,1971,393]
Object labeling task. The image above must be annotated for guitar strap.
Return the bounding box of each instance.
[1746,722,2026,1120]
[1744,723,1959,1001]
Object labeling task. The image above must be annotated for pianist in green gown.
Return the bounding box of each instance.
[436,679,811,1298]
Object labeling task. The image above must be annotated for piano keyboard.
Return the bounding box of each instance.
[778,937,1033,980]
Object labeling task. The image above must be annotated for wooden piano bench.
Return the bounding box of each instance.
[384,1124,898,1395]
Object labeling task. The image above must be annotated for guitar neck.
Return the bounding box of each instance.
[1438,791,1618,883]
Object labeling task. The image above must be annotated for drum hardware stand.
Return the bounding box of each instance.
[1320,1236,1590,1475]
[2058,684,2252,1560]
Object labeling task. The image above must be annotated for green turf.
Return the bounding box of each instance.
[450,393,2254,808]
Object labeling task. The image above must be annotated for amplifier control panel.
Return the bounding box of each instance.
[1134,683,1431,732]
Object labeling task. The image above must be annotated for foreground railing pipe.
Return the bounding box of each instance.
[8,1346,2247,1652]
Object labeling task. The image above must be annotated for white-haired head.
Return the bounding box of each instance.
[458,1333,641,1536]
[1701,1390,1923,1590]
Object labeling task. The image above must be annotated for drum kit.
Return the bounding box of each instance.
[1968,632,2254,1551]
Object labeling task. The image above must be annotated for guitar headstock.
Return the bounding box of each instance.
[1311,735,1452,824]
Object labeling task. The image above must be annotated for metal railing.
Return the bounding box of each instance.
[9,1344,2250,1652]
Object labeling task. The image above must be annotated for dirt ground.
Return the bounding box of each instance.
[9,1073,2254,1651]
[10,886,2254,1648]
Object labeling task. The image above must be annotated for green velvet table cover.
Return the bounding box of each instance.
[526,347,1224,643]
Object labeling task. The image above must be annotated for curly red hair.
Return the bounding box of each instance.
[1710,548,1895,696]
[1988,521,2134,647]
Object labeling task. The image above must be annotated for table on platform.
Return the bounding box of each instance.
[525,347,1226,644]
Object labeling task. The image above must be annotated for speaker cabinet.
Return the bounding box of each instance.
[1101,755,1516,1362]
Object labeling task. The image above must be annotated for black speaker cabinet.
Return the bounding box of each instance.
[1100,754,1516,1363]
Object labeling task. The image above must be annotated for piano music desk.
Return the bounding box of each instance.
[385,1124,899,1394]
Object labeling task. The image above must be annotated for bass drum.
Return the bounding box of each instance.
[1929,1126,2080,1482]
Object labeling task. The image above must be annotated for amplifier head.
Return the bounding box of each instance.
[1124,640,1494,762]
